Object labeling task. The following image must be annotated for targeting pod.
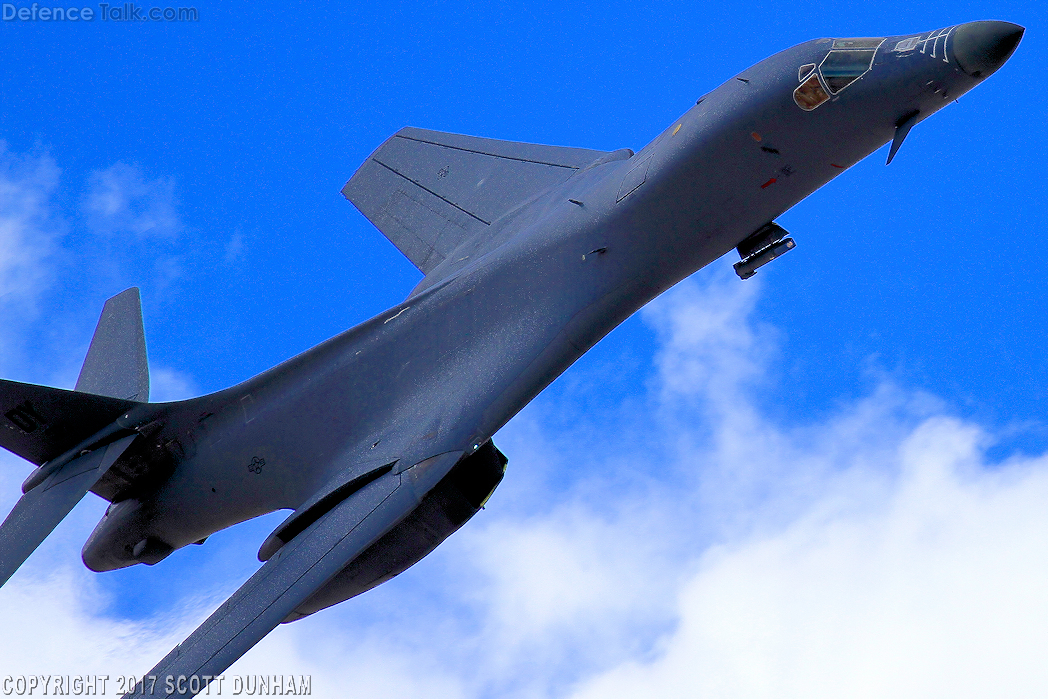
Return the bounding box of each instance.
[733,237,796,280]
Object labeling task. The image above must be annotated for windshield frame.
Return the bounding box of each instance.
[817,38,885,95]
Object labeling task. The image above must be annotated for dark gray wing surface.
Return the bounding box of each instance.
[0,379,138,466]
[127,472,416,699]
[0,434,136,588]
[342,127,609,274]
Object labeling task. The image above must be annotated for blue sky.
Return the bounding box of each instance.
[1,1,1047,697]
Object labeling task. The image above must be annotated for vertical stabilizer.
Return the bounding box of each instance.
[75,288,150,402]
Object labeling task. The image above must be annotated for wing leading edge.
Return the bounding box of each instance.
[342,127,611,274]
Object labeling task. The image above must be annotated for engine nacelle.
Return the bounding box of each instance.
[281,440,507,622]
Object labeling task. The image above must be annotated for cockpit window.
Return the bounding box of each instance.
[831,38,884,49]
[794,73,830,110]
[819,45,880,93]
[794,37,884,111]
[894,37,919,52]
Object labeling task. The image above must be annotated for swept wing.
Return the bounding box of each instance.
[125,465,430,697]
[343,127,612,274]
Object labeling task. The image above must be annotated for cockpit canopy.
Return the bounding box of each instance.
[794,38,884,110]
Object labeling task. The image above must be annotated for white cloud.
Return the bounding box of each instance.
[568,416,1048,699]
[150,366,200,402]
[83,163,181,238]
[0,566,199,677]
[0,143,60,298]
[0,144,62,368]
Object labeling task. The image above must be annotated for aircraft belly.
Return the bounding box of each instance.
[87,256,574,564]
[83,410,334,569]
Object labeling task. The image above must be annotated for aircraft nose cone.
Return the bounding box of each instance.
[951,21,1024,77]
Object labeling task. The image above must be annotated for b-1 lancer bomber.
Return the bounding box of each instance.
[0,20,1024,698]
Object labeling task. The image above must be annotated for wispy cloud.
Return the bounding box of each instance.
[83,163,181,239]
[150,366,200,402]
[0,144,60,304]
[223,230,245,266]
[0,144,63,373]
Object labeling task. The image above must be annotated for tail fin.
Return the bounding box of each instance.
[0,289,149,589]
[75,287,149,402]
[1,288,146,467]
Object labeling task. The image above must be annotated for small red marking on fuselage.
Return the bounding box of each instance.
[830,163,845,169]
[760,177,777,189]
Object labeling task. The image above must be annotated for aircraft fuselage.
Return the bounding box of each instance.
[81,25,1012,594]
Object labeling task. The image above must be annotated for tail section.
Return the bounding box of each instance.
[1,287,147,467]
[76,287,149,402]
[0,288,152,589]
[1,379,138,467]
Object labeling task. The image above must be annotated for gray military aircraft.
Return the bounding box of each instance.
[0,20,1023,697]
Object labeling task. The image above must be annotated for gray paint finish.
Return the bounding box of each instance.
[344,127,609,273]
[0,434,137,588]
[0,21,1024,698]
[75,287,149,403]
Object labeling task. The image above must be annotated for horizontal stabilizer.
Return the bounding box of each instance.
[76,287,150,402]
[343,127,610,274]
[0,434,136,589]
[0,379,139,466]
